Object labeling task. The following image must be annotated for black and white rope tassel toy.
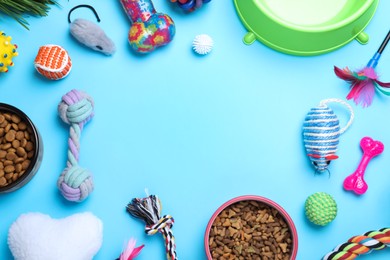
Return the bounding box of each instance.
[127,194,178,260]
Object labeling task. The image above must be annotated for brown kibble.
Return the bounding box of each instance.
[3,160,13,166]
[228,209,237,218]
[24,131,30,140]
[223,219,231,227]
[208,200,293,259]
[18,122,27,130]
[16,147,26,157]
[12,173,18,181]
[22,160,30,170]
[11,123,19,131]
[4,165,15,173]
[0,111,36,189]
[11,114,21,124]
[20,138,27,147]
[0,176,6,186]
[27,151,34,159]
[25,141,34,152]
[15,163,22,173]
[5,123,11,132]
[5,131,15,142]
[279,243,288,253]
[231,219,242,230]
[5,172,13,180]
[4,113,11,121]
[6,152,16,161]
[2,143,11,150]
[16,131,24,140]
[12,139,20,148]
[14,157,24,164]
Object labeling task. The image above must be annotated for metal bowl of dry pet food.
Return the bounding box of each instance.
[0,103,43,193]
[205,195,298,259]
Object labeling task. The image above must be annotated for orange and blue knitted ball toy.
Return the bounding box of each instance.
[305,192,337,226]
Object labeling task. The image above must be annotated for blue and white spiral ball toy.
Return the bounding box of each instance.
[303,98,354,173]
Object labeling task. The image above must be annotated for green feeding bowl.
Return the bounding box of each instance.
[234,0,379,56]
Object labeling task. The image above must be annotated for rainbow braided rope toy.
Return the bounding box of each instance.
[323,228,390,259]
[57,89,94,202]
[127,194,177,260]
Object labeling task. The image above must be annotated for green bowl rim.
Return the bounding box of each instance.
[234,0,377,33]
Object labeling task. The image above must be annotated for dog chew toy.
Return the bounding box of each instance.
[303,98,354,174]
[0,31,18,73]
[116,238,144,260]
[334,30,390,107]
[169,0,211,12]
[120,0,175,53]
[68,4,116,55]
[323,228,390,259]
[57,89,94,202]
[8,212,103,260]
[192,34,213,55]
[127,194,177,260]
[34,44,72,80]
[305,192,337,226]
[343,136,384,195]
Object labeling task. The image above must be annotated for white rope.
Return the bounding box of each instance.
[319,98,354,135]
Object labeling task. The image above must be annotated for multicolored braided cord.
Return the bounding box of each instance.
[57,89,94,202]
[323,228,390,259]
[127,195,178,260]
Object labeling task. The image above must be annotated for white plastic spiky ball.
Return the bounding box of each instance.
[192,34,213,55]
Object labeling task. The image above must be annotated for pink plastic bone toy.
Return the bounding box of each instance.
[343,136,384,195]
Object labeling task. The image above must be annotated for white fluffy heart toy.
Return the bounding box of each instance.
[8,212,103,260]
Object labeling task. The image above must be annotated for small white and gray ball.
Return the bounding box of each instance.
[192,34,213,55]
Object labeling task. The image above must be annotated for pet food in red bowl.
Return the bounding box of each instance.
[205,195,298,259]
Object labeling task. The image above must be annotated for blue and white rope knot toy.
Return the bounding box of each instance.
[303,98,354,174]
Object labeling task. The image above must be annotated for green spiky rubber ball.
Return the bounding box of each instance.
[305,192,337,226]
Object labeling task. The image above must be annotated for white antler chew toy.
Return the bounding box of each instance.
[343,136,384,195]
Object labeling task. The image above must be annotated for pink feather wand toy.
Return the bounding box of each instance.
[334,30,390,107]
[116,238,144,260]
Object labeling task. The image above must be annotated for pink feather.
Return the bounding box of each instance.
[119,239,144,260]
[349,80,375,107]
[334,65,390,107]
[334,66,356,81]
[376,79,390,88]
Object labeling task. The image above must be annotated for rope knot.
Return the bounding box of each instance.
[58,89,94,125]
[145,215,174,235]
[58,165,93,202]
[57,89,95,202]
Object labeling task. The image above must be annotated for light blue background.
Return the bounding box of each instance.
[1,0,390,259]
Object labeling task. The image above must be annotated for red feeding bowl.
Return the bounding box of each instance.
[205,195,298,259]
